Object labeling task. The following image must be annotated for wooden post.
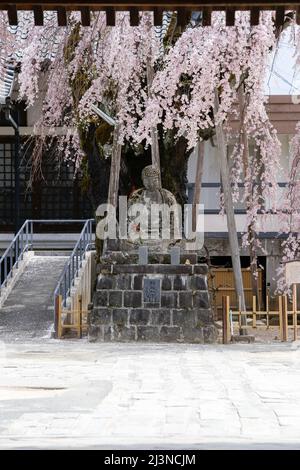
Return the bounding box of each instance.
[222,295,230,344]
[192,141,205,232]
[227,295,231,342]
[78,295,82,339]
[102,122,122,255]
[55,294,63,339]
[278,295,283,341]
[74,294,78,338]
[215,91,247,334]
[266,290,270,329]
[238,295,242,331]
[252,295,257,328]
[293,284,297,341]
[282,294,288,342]
[146,58,161,184]
[107,123,122,209]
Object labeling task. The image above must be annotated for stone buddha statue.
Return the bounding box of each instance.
[126,165,181,251]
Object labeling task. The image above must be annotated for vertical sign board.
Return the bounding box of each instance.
[286,262,300,285]
[144,278,161,304]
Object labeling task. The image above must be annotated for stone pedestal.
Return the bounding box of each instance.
[89,263,218,343]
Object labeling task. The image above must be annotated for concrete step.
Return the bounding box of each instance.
[0,255,68,342]
[34,251,72,257]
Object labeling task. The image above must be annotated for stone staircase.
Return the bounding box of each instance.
[0,254,68,342]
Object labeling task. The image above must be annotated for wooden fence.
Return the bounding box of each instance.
[222,284,299,344]
[55,251,94,338]
[209,267,263,316]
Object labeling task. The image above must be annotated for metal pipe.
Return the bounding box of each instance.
[91,104,116,127]
[5,101,20,232]
[25,221,28,251]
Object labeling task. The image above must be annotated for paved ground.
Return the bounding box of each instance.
[1,340,300,449]
[0,255,67,342]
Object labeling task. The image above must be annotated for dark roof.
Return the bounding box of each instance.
[0,2,298,27]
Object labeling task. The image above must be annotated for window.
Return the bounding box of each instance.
[0,101,27,127]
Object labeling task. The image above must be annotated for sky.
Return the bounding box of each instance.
[265,25,300,95]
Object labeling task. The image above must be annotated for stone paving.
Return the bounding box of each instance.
[0,340,300,449]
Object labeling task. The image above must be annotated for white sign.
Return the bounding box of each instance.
[285,261,300,285]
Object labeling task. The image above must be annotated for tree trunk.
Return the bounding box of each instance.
[214,90,247,333]
[159,129,189,206]
[192,140,205,232]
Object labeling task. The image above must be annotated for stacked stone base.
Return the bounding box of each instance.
[89,264,218,343]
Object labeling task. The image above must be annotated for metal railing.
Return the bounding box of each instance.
[53,219,94,308]
[0,219,31,295]
[0,219,94,299]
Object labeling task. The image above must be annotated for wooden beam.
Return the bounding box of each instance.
[80,7,91,26]
[275,6,285,28]
[0,1,297,8]
[202,8,212,27]
[129,7,139,26]
[296,6,300,25]
[226,8,235,26]
[0,2,298,29]
[7,5,18,26]
[153,7,162,26]
[57,6,67,26]
[177,8,189,28]
[106,7,116,26]
[33,5,43,26]
[250,7,260,25]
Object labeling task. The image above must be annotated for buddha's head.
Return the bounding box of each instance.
[142,165,161,191]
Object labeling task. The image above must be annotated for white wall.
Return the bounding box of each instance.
[187,134,293,233]
[187,134,291,185]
